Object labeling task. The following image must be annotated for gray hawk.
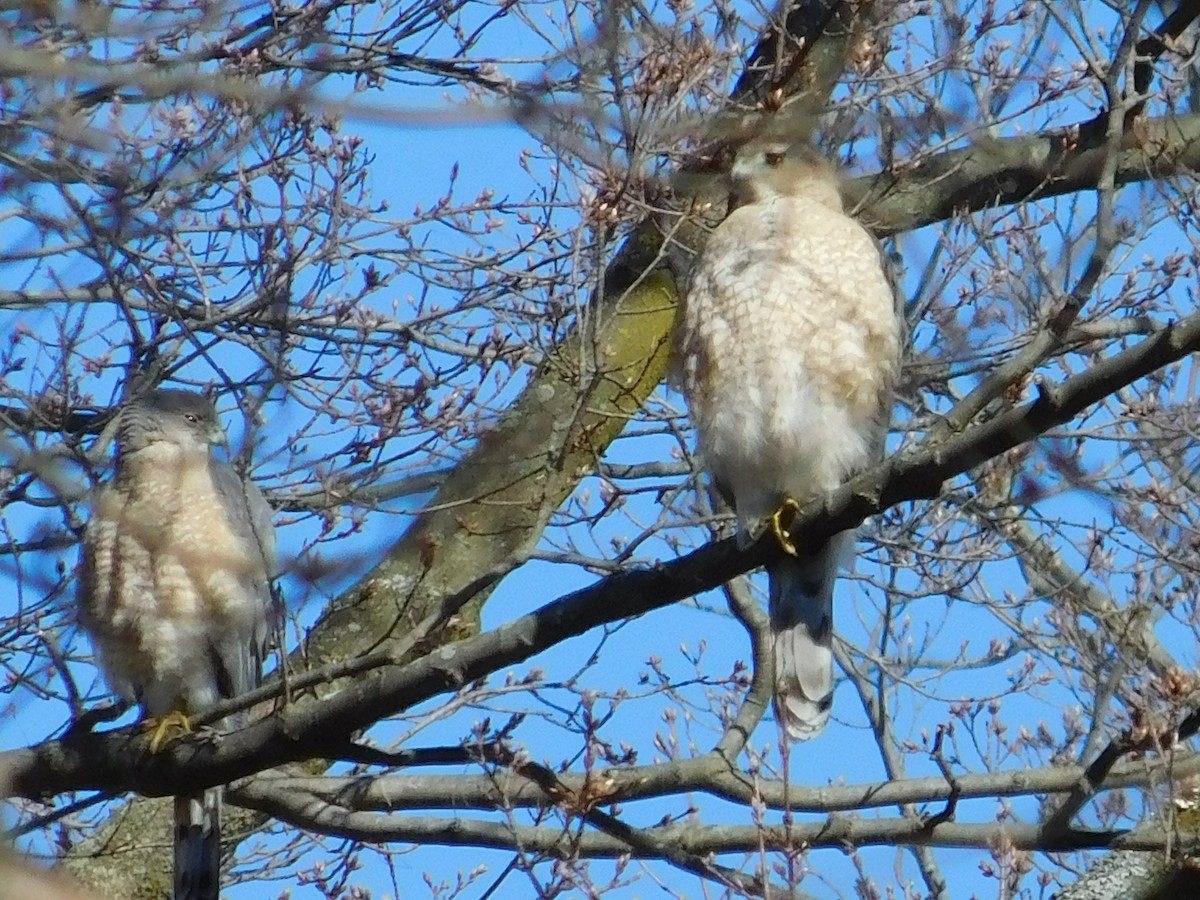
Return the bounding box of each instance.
[78,389,276,899]
[674,141,901,739]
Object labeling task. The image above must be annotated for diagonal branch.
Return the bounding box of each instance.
[11,310,1200,802]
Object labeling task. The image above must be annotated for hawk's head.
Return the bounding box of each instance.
[729,142,843,211]
[116,389,226,454]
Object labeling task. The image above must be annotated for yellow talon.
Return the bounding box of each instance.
[143,710,192,752]
[769,498,801,557]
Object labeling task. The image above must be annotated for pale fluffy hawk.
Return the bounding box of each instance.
[78,389,276,900]
[675,142,900,740]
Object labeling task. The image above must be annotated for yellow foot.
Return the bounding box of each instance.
[769,498,801,557]
[142,710,192,752]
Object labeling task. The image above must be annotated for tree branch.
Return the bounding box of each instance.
[10,310,1200,801]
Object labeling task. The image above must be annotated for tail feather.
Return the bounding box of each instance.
[175,788,221,900]
[768,532,852,740]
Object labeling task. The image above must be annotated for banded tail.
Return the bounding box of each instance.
[768,531,852,740]
[174,788,221,900]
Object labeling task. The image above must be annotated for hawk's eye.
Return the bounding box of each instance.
[183,414,199,424]
[764,150,786,167]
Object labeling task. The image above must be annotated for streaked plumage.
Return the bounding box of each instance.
[78,389,276,899]
[675,142,900,739]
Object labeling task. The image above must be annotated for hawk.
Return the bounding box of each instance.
[78,389,276,900]
[675,142,900,740]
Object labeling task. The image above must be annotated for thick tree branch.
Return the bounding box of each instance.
[10,310,1200,801]
[851,114,1200,236]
